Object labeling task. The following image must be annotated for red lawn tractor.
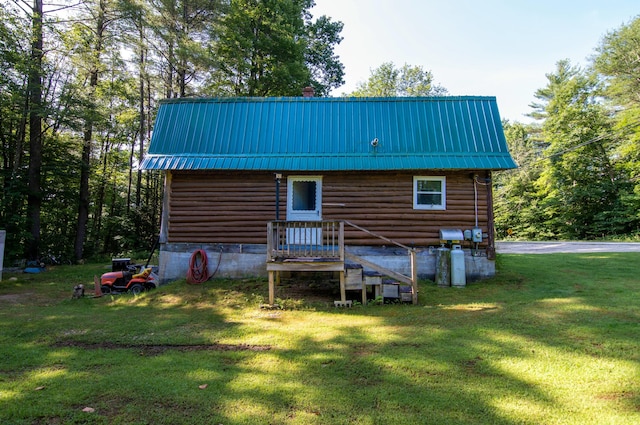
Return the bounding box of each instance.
[100,260,159,295]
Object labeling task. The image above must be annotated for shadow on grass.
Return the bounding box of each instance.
[0,254,638,424]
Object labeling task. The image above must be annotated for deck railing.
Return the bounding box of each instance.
[266,220,344,261]
[266,219,417,305]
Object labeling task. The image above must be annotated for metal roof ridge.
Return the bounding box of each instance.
[159,95,498,104]
[143,152,512,158]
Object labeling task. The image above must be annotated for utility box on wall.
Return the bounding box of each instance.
[439,229,464,246]
[464,228,484,243]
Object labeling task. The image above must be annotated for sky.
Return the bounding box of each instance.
[310,0,639,123]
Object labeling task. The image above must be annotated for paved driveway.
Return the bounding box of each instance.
[495,241,640,254]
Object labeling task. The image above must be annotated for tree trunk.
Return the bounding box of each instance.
[26,0,43,260]
[127,134,134,213]
[485,171,496,260]
[92,138,109,249]
[74,130,91,262]
[136,22,145,208]
[74,0,106,262]
[166,41,174,98]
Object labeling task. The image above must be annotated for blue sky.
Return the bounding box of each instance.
[311,0,639,123]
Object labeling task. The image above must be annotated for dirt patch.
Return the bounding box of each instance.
[52,340,271,356]
[276,277,342,302]
[0,293,34,304]
[595,391,640,412]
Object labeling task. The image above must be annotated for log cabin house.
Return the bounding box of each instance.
[140,95,516,304]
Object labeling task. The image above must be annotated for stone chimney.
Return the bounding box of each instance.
[302,86,315,97]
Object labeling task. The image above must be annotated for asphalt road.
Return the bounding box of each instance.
[495,241,640,254]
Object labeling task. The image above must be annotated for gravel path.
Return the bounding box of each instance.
[495,241,640,254]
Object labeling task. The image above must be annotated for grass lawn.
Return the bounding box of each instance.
[0,253,638,424]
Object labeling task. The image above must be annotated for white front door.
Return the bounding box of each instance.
[287,176,322,221]
[287,176,322,244]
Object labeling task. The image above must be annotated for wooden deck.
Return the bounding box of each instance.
[266,220,417,306]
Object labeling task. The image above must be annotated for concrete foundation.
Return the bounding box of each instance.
[158,243,495,284]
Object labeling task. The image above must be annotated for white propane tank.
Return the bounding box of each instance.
[451,245,466,287]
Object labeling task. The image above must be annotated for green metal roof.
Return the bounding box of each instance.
[140,96,516,171]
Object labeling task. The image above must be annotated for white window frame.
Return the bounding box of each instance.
[413,176,446,210]
[286,176,322,221]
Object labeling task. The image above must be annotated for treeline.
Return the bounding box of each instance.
[0,0,345,263]
[494,16,640,240]
[1,1,639,265]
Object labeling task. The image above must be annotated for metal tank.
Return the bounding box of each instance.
[451,245,466,287]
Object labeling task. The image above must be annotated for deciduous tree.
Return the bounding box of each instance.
[493,121,547,239]
[350,62,447,97]
[303,14,344,96]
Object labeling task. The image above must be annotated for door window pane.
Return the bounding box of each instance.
[292,181,316,211]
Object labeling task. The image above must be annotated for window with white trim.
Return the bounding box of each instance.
[413,176,446,210]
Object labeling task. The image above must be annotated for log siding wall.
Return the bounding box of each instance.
[167,171,490,247]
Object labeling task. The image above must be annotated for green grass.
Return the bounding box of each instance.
[0,254,638,424]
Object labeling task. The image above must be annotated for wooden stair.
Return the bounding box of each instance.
[344,251,418,305]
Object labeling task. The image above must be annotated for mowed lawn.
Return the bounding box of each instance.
[0,253,638,424]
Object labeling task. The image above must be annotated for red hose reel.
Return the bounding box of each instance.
[186,249,210,284]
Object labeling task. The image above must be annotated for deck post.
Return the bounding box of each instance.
[266,220,346,304]
[410,249,418,305]
[339,221,344,261]
[266,222,273,261]
[339,221,346,303]
[268,271,275,305]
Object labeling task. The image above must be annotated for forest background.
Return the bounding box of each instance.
[1,0,639,264]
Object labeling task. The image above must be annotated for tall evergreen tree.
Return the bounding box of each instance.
[531,60,621,238]
[148,0,222,98]
[26,0,44,260]
[0,4,31,259]
[209,0,343,97]
[594,17,640,115]
[0,0,346,262]
[593,16,640,232]
[69,0,119,261]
